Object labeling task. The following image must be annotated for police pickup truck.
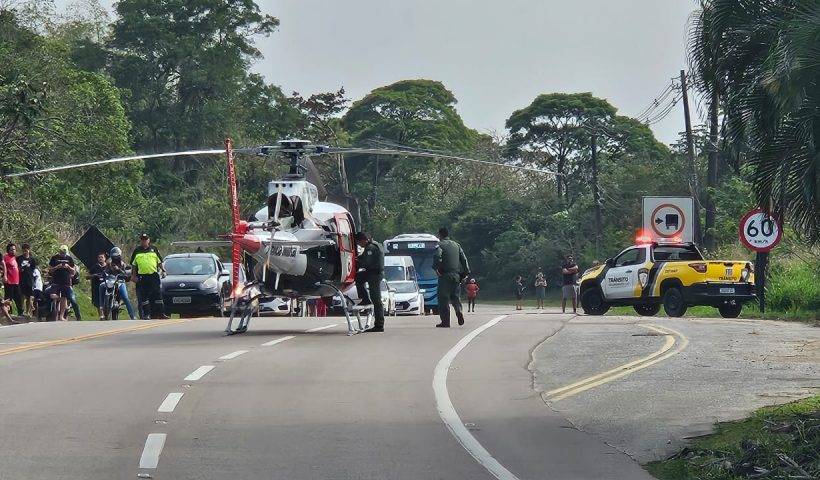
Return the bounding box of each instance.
[579,242,755,318]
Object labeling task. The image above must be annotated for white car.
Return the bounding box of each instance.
[258,296,292,315]
[333,279,396,316]
[389,280,425,315]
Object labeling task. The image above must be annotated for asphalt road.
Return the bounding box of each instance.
[0,306,816,479]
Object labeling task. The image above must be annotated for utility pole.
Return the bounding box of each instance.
[680,70,703,245]
[590,127,602,257]
[704,88,719,250]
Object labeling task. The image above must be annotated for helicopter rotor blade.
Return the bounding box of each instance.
[319,147,558,175]
[3,149,227,178]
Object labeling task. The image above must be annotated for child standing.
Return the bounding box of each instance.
[465,278,480,312]
[514,276,525,311]
[534,270,548,310]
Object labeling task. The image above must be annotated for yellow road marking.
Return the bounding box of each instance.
[0,319,190,357]
[545,323,689,401]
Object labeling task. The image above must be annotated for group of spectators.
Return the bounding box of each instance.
[512,254,581,313]
[1,242,82,321]
[1,233,167,322]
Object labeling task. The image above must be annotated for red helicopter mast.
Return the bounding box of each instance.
[225,138,242,296]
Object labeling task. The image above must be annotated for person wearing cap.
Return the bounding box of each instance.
[130,234,167,319]
[432,227,470,328]
[354,231,385,332]
[48,245,76,321]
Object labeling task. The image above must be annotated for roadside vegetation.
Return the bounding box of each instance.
[646,395,820,480]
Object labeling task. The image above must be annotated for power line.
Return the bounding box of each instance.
[645,93,682,125]
[635,84,676,122]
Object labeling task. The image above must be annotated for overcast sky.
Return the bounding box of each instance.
[56,0,699,145]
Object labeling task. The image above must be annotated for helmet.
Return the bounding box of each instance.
[109,247,122,258]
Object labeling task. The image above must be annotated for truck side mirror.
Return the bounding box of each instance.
[605,258,615,268]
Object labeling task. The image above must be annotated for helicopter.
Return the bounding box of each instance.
[5,138,555,334]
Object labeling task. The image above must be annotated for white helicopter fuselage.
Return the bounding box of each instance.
[245,179,357,297]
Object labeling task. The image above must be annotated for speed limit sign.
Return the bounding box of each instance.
[739,208,782,252]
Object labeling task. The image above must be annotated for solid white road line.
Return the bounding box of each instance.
[157,392,184,413]
[0,323,32,329]
[305,323,338,333]
[262,335,295,346]
[218,350,249,360]
[138,433,167,469]
[433,315,519,480]
[184,365,215,381]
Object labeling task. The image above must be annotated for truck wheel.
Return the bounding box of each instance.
[633,303,660,316]
[581,288,609,315]
[718,303,742,318]
[662,288,687,317]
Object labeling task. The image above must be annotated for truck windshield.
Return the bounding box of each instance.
[653,245,703,261]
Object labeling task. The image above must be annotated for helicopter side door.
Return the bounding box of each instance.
[334,213,356,286]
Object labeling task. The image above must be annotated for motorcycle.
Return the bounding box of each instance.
[101,272,129,320]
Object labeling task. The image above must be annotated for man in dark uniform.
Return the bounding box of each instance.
[354,231,385,333]
[130,234,168,319]
[433,227,470,328]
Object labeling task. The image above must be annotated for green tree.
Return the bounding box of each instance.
[0,7,139,252]
[505,92,617,201]
[109,0,279,150]
[341,79,481,231]
[689,0,820,242]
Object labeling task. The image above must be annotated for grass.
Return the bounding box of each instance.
[646,395,820,479]
[606,305,817,323]
[482,294,816,322]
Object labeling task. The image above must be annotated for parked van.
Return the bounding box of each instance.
[384,255,417,283]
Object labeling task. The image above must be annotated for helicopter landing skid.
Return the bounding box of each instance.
[225,284,261,335]
[316,282,371,335]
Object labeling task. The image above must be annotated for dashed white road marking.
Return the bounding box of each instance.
[218,350,248,360]
[262,335,295,346]
[183,365,214,381]
[138,433,167,469]
[0,341,50,345]
[157,392,184,413]
[434,315,519,480]
[305,323,338,333]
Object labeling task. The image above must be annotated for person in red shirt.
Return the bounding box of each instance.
[316,297,328,317]
[465,278,480,312]
[3,243,23,316]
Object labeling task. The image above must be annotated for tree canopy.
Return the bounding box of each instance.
[688,0,819,241]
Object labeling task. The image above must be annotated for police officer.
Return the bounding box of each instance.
[433,227,470,328]
[355,231,386,333]
[130,234,168,319]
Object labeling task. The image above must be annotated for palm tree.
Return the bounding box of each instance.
[688,0,819,242]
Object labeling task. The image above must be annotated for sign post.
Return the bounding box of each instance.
[738,208,782,313]
[642,197,695,243]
